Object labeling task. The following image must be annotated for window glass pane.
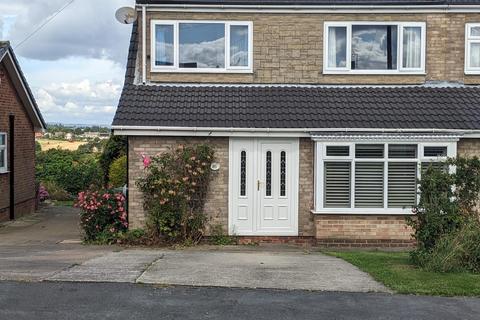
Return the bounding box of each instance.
[355,162,384,208]
[470,43,480,68]
[280,151,286,197]
[324,162,351,208]
[0,134,5,146]
[355,144,384,158]
[0,149,4,168]
[266,151,272,196]
[155,25,174,66]
[179,23,225,69]
[326,145,349,157]
[471,26,480,37]
[388,144,417,158]
[352,25,397,70]
[230,25,249,67]
[402,26,422,69]
[327,26,347,68]
[424,146,447,157]
[388,162,417,208]
[240,150,246,196]
[421,162,448,175]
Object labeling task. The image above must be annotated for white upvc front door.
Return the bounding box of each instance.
[229,138,299,236]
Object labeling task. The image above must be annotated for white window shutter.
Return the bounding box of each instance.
[388,162,417,208]
[324,162,351,208]
[355,162,384,208]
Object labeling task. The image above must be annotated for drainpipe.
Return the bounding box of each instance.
[142,5,146,84]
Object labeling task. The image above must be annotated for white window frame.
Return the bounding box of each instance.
[313,140,456,215]
[150,20,253,73]
[323,21,426,75]
[0,133,7,173]
[465,23,480,74]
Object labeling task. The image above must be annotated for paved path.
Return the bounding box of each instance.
[0,281,478,320]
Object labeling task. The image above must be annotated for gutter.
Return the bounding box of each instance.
[135,4,480,13]
[111,125,480,137]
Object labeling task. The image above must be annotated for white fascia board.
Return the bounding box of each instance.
[111,126,480,137]
[137,4,480,13]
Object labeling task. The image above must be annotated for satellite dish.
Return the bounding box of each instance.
[115,7,137,24]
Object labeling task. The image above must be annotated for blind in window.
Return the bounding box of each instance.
[388,144,417,158]
[421,162,447,175]
[326,146,349,157]
[388,162,417,208]
[355,144,384,158]
[355,162,384,208]
[424,146,447,157]
[324,162,351,208]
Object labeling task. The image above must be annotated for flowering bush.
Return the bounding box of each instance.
[75,190,128,243]
[136,144,214,244]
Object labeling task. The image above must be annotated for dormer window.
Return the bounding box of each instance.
[151,20,253,73]
[465,23,480,74]
[324,22,426,74]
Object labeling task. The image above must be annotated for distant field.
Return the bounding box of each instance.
[37,139,86,151]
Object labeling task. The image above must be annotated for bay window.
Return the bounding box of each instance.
[151,20,253,73]
[324,22,426,74]
[465,23,480,74]
[314,141,456,214]
[0,133,6,173]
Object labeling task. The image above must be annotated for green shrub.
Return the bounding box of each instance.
[36,148,102,195]
[41,180,72,201]
[117,229,147,245]
[136,144,214,244]
[109,155,127,188]
[407,157,480,271]
[209,224,237,245]
[99,135,127,187]
[422,218,480,273]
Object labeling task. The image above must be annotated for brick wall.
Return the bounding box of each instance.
[128,136,229,231]
[457,138,480,158]
[0,64,37,221]
[138,11,480,85]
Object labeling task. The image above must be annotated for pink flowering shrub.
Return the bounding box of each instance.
[136,144,214,244]
[38,185,49,202]
[75,190,127,243]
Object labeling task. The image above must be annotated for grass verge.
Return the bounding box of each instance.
[327,251,480,297]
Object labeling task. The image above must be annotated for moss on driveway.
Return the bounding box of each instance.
[327,251,480,297]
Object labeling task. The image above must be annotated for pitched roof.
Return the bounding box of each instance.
[136,0,480,5]
[0,42,46,131]
[112,84,480,130]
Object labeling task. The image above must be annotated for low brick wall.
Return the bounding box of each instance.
[314,215,415,247]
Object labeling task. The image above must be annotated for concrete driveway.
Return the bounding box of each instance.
[0,206,387,292]
[0,205,111,281]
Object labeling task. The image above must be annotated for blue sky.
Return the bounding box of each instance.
[0,0,135,125]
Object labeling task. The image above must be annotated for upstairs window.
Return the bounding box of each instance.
[151,20,252,73]
[0,133,6,173]
[465,23,480,74]
[324,22,425,74]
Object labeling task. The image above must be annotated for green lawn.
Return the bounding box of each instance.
[327,251,480,297]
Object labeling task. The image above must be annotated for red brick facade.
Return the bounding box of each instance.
[0,64,37,221]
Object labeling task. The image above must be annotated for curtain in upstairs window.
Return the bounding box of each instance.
[328,26,347,68]
[470,43,480,68]
[402,26,422,69]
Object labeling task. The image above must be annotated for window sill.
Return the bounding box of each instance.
[0,170,9,175]
[323,70,426,76]
[464,70,480,75]
[150,68,254,74]
[311,209,415,215]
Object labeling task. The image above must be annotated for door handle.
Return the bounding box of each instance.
[257,180,261,191]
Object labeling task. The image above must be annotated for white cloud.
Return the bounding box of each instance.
[35,79,122,125]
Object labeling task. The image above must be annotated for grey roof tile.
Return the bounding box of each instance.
[112,84,480,130]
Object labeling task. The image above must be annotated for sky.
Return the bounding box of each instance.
[0,0,135,125]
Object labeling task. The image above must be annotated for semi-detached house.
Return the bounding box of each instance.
[112,0,480,247]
